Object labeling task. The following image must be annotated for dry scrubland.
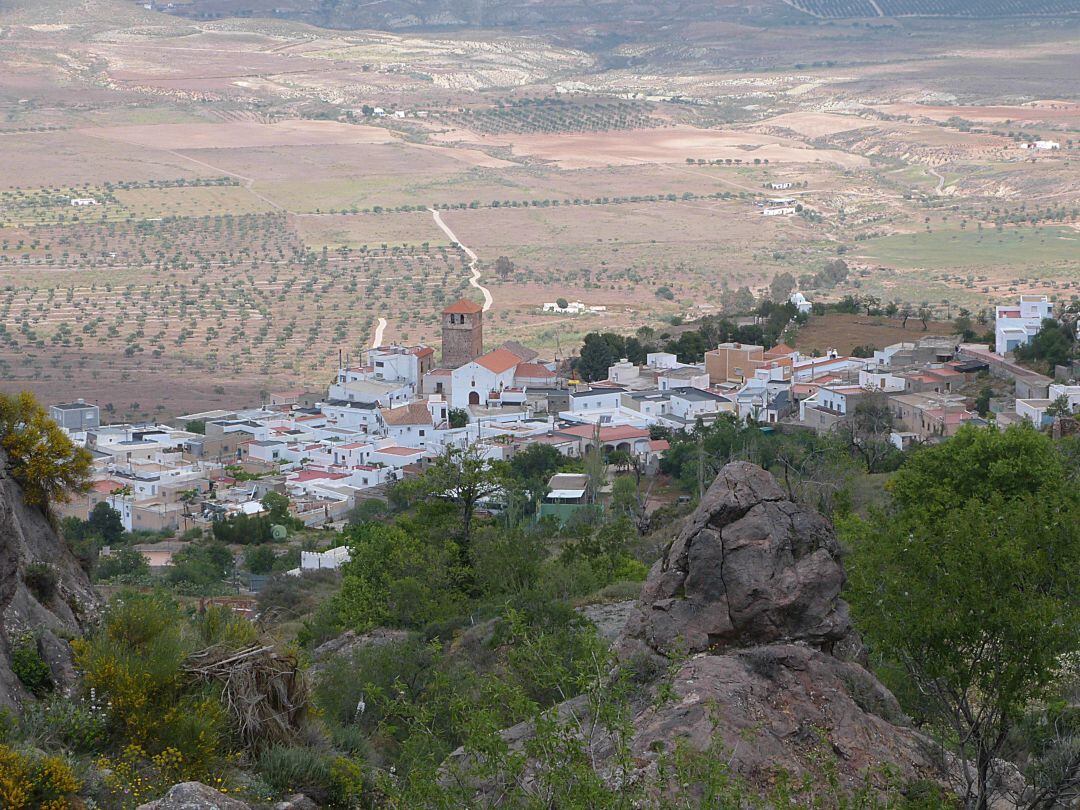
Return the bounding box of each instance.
[0,0,1078,415]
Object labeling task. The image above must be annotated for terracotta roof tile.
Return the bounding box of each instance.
[443,299,483,314]
[475,348,521,374]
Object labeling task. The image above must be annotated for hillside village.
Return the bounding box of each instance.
[46,292,1079,578]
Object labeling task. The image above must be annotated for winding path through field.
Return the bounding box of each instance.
[371,317,387,349]
[429,208,493,312]
[927,166,947,195]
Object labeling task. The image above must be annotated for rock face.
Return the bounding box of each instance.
[0,449,101,708]
[620,461,851,659]
[136,782,252,810]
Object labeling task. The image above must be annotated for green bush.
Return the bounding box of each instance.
[18,695,109,754]
[10,635,51,697]
[94,547,150,584]
[257,745,366,806]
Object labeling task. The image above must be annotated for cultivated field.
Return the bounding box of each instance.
[0,0,1077,414]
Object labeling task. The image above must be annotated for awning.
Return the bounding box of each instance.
[547,488,586,500]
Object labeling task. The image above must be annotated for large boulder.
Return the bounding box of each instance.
[0,449,102,708]
[136,782,252,810]
[620,461,850,659]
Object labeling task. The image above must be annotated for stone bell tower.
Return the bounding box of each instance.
[441,299,483,368]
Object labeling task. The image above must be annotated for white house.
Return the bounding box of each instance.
[328,376,411,408]
[377,401,440,448]
[995,294,1053,355]
[70,198,98,206]
[450,347,523,409]
[568,387,624,415]
[366,345,435,392]
[762,206,797,217]
[1020,140,1060,150]
[1016,383,1080,426]
[667,387,732,421]
[789,292,812,314]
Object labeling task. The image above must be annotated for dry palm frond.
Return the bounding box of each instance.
[184,643,309,751]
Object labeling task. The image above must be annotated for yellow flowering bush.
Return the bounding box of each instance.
[97,743,232,810]
[72,592,231,776]
[0,744,81,810]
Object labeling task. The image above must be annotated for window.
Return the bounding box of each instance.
[419,430,426,437]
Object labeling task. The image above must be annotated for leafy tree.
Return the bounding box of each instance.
[769,272,796,303]
[336,523,464,631]
[575,333,617,381]
[87,502,124,545]
[887,423,1064,519]
[410,444,502,559]
[1015,319,1075,373]
[184,419,206,434]
[244,544,276,575]
[0,391,91,507]
[1045,394,1074,419]
[166,540,234,589]
[844,425,1080,808]
[732,286,755,312]
[262,491,299,528]
[448,408,470,429]
[974,385,993,417]
[212,512,273,545]
[94,547,150,584]
[494,256,515,279]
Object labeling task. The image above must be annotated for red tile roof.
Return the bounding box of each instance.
[475,348,522,374]
[443,299,483,315]
[556,424,650,442]
[764,343,796,358]
[409,346,435,358]
[375,446,423,456]
[380,402,432,426]
[515,362,556,379]
[292,470,348,483]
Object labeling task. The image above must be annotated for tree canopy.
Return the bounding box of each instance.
[0,391,91,507]
[843,424,1080,807]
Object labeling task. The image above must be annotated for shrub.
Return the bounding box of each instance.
[22,562,57,604]
[256,572,326,623]
[18,694,108,754]
[256,745,332,800]
[73,592,228,767]
[245,544,276,575]
[96,743,212,810]
[10,634,51,697]
[94,547,150,584]
[253,747,365,808]
[0,391,91,507]
[0,744,80,810]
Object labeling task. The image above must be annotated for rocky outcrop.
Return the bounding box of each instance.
[620,462,851,659]
[136,782,252,810]
[0,449,101,708]
[452,463,973,802]
[611,463,947,794]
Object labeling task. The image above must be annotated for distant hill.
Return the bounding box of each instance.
[145,0,799,31]
[151,0,1079,29]
[787,0,1078,18]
